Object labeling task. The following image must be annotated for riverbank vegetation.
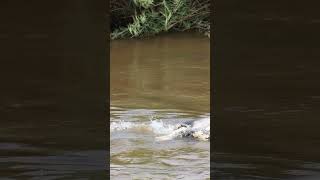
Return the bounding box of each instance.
[111,0,210,39]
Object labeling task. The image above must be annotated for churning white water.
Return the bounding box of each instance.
[110,107,210,179]
[111,115,210,141]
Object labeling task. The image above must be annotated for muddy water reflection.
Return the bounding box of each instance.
[110,33,210,179]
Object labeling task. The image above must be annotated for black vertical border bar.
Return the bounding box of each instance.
[106,0,111,176]
[0,0,110,178]
[210,0,215,178]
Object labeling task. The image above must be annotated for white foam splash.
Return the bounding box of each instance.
[156,117,210,141]
[150,120,176,134]
[110,121,135,131]
[111,117,210,141]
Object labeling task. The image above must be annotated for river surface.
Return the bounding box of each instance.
[0,1,107,179]
[214,2,320,179]
[110,33,210,179]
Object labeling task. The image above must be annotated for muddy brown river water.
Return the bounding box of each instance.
[2,1,320,179]
[110,33,210,179]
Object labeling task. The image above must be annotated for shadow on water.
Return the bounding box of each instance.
[214,1,320,179]
[0,1,107,178]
